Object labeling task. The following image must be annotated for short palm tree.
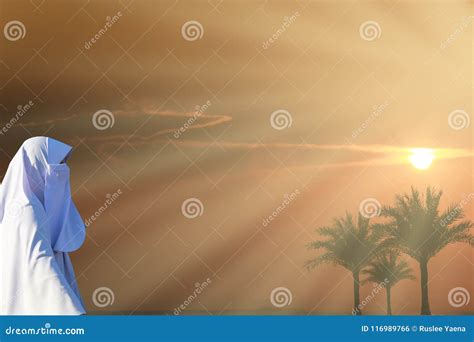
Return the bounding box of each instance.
[306,213,383,315]
[380,187,473,315]
[362,251,415,315]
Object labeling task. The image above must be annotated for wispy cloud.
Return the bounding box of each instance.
[14,108,473,169]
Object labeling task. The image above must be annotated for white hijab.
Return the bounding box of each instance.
[0,136,86,315]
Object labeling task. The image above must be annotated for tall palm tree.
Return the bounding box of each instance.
[380,187,473,315]
[306,213,383,315]
[362,251,415,315]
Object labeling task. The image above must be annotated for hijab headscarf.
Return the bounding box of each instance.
[0,136,86,315]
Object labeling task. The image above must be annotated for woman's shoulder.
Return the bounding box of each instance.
[2,199,47,227]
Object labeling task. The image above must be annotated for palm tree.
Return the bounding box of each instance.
[306,212,383,315]
[362,251,415,315]
[380,187,473,315]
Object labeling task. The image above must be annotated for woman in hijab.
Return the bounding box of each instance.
[0,136,86,315]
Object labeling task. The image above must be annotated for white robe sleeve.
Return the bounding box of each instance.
[0,203,85,315]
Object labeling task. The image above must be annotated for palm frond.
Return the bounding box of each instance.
[381,187,473,262]
[306,212,383,273]
[305,252,343,270]
[362,251,415,287]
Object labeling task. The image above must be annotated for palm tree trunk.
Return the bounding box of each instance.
[386,286,392,315]
[419,260,431,315]
[353,271,361,315]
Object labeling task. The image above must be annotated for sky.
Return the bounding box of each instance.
[0,0,472,314]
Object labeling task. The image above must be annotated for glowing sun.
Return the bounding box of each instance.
[409,148,435,170]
